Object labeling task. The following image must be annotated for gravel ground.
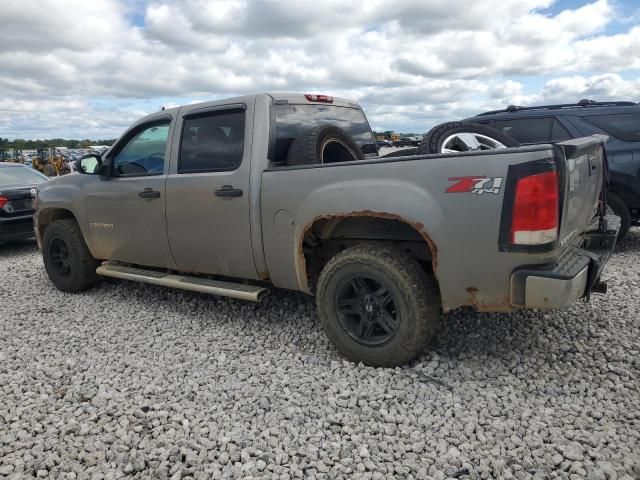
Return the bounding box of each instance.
[0,232,639,480]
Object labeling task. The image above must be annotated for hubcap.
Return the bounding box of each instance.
[441,133,507,153]
[335,275,400,346]
[50,238,72,277]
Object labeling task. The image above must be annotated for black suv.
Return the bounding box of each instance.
[470,99,640,240]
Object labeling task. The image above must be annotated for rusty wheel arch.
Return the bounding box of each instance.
[296,210,439,293]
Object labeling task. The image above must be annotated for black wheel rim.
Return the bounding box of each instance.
[49,237,72,278]
[334,275,400,346]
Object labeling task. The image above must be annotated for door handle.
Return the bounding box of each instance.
[138,188,161,199]
[215,185,243,198]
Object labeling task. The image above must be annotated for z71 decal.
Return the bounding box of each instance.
[446,176,503,195]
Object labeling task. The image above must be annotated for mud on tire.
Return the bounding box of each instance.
[316,244,440,367]
[43,219,100,292]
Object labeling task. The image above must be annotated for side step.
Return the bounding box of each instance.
[96,263,269,302]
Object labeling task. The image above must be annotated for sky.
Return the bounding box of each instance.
[1,0,639,139]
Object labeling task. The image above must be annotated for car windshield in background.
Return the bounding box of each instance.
[273,104,377,163]
[0,167,48,188]
[583,113,640,143]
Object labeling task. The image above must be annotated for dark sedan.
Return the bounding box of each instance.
[0,163,48,244]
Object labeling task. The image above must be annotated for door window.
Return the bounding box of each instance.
[583,113,640,142]
[112,122,170,176]
[493,117,554,144]
[179,109,245,173]
[492,117,572,144]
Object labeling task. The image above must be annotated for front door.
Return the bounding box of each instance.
[165,105,257,279]
[83,120,175,269]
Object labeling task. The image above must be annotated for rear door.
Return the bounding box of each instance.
[165,102,257,279]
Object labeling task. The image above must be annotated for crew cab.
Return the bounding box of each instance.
[35,93,619,366]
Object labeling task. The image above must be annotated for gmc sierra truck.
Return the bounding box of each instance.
[35,93,619,366]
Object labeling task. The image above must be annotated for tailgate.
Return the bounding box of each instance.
[554,135,607,247]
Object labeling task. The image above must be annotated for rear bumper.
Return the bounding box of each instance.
[510,215,620,309]
[0,215,35,243]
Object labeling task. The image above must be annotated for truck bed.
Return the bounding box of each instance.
[260,137,609,312]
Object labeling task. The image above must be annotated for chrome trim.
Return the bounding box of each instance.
[96,264,269,302]
[524,265,589,309]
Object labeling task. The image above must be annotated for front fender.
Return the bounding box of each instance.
[36,176,94,256]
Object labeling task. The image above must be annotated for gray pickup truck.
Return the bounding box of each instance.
[35,93,619,366]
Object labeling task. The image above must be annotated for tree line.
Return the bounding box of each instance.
[0,138,116,150]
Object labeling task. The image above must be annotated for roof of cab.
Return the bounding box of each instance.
[122,93,363,146]
[143,92,360,119]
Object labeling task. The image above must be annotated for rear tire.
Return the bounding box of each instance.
[43,219,100,292]
[607,193,631,242]
[316,244,440,367]
[417,121,520,155]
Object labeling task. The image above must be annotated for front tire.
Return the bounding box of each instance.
[316,244,440,367]
[43,219,99,292]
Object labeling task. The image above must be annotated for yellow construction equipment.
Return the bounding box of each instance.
[44,154,71,177]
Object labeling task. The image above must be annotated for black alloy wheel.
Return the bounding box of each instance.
[335,275,400,346]
[42,219,100,292]
[316,244,441,367]
[49,237,72,278]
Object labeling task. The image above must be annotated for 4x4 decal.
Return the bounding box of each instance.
[446,176,503,195]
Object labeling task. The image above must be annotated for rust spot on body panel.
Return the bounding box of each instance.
[465,286,513,312]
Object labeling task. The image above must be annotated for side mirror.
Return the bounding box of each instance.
[76,155,102,175]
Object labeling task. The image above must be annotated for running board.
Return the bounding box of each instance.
[96,263,269,302]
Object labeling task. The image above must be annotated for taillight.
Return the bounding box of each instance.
[510,170,559,245]
[304,94,333,103]
[0,196,8,209]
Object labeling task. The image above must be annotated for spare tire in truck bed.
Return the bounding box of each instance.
[286,124,364,166]
[417,121,520,155]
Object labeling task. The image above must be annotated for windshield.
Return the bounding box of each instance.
[0,167,48,188]
[583,113,640,143]
[273,104,377,164]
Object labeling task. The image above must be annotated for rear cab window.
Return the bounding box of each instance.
[271,103,377,166]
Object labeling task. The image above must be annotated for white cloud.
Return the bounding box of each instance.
[0,0,639,138]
